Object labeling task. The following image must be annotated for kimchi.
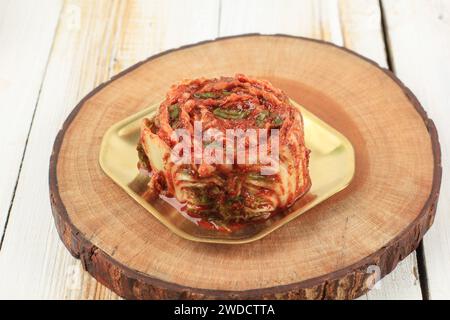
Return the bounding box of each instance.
[138,74,310,224]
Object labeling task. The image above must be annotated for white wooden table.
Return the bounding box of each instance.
[0,0,448,300]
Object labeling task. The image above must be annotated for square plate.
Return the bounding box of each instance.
[99,100,355,244]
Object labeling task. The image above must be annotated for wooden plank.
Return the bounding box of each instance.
[0,0,219,299]
[0,0,62,239]
[382,0,450,300]
[220,0,343,44]
[338,0,388,68]
[220,0,422,300]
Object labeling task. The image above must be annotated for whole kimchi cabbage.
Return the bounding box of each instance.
[138,74,310,224]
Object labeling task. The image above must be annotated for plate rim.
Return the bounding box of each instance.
[98,100,356,244]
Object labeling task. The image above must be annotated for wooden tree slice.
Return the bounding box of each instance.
[49,34,441,300]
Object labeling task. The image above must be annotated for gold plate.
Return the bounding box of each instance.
[99,99,355,244]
